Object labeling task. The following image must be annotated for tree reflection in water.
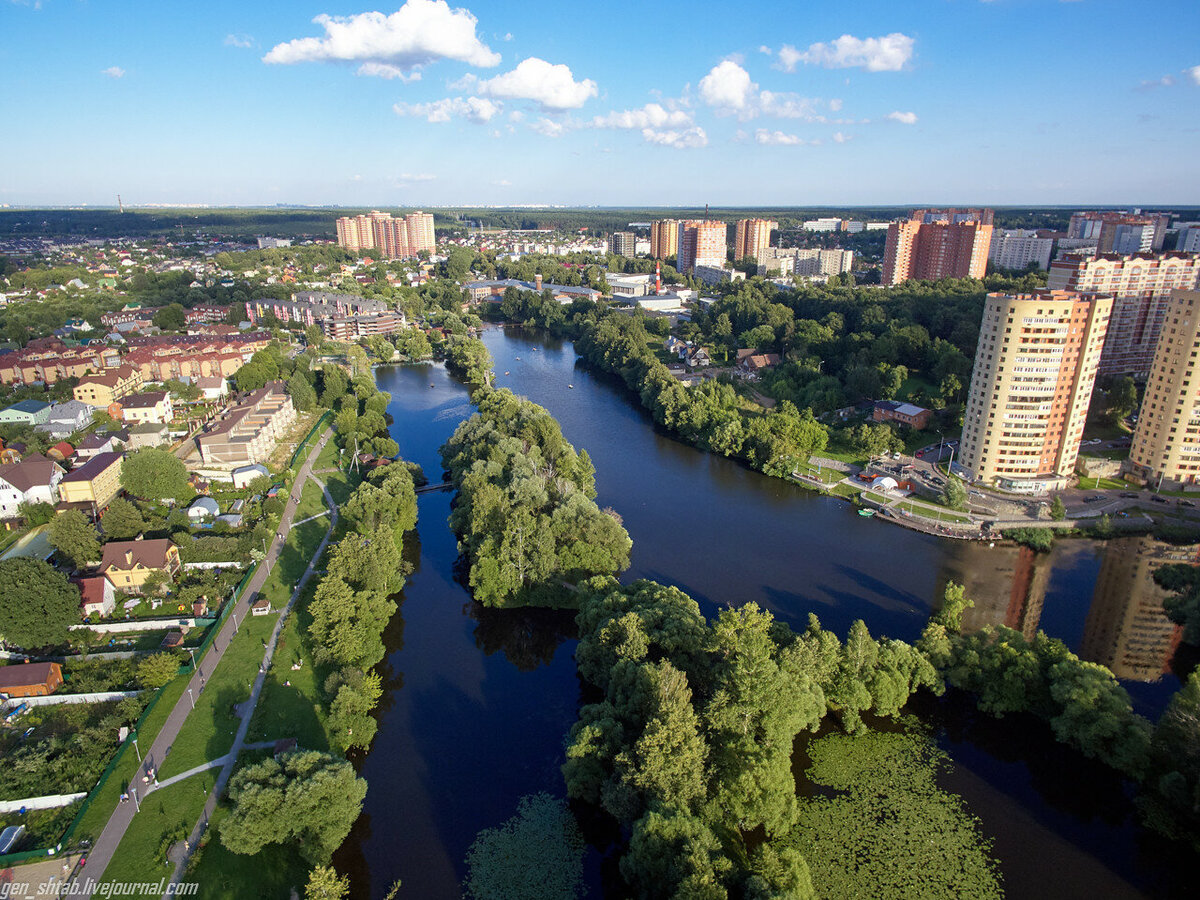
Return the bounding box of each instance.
[468,602,578,672]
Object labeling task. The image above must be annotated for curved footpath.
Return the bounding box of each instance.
[70,427,335,895]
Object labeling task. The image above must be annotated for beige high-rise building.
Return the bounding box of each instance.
[611,231,636,257]
[335,210,434,258]
[734,219,777,261]
[882,208,994,286]
[1127,289,1200,488]
[650,219,680,260]
[1047,252,1200,377]
[676,220,727,274]
[959,290,1112,493]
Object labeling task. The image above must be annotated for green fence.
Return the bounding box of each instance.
[288,410,331,470]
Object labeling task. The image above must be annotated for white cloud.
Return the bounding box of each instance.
[224,33,254,49]
[698,60,756,112]
[529,117,568,137]
[1188,65,1200,85]
[829,98,843,112]
[358,62,422,81]
[887,110,918,124]
[101,66,125,78]
[493,178,511,186]
[753,129,818,147]
[263,0,500,79]
[393,95,501,123]
[508,110,524,123]
[758,45,772,55]
[592,102,692,130]
[779,33,914,72]
[642,126,707,149]
[396,172,437,182]
[832,131,851,143]
[759,90,819,119]
[457,57,598,110]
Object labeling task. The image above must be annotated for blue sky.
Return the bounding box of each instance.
[2,0,1198,207]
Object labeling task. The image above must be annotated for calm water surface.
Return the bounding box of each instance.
[341,326,1194,898]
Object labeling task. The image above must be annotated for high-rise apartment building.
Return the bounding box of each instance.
[650,220,680,260]
[1068,211,1169,254]
[1047,252,1200,376]
[1127,289,1200,489]
[988,229,1054,271]
[334,210,435,259]
[676,220,727,274]
[958,290,1112,493]
[611,231,636,257]
[882,209,994,286]
[734,219,777,261]
[1175,223,1200,253]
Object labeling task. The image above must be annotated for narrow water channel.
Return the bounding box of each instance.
[340,326,1195,898]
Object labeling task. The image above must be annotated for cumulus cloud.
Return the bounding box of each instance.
[396,172,437,182]
[642,126,707,149]
[263,0,500,79]
[832,131,851,143]
[529,117,568,137]
[358,62,422,81]
[829,98,843,112]
[1188,65,1200,85]
[493,178,511,186]
[698,60,757,112]
[887,110,918,124]
[591,102,692,130]
[457,57,598,110]
[224,33,254,49]
[759,90,819,119]
[393,95,501,123]
[101,66,125,78]
[775,33,914,72]
[753,129,816,146]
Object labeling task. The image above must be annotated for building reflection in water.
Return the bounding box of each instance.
[936,536,1192,683]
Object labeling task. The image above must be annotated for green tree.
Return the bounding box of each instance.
[151,303,187,332]
[1049,496,1066,521]
[287,373,317,412]
[0,559,80,648]
[101,497,146,539]
[305,866,349,900]
[327,671,383,752]
[320,366,349,406]
[941,475,968,511]
[219,750,367,864]
[463,793,586,900]
[1104,376,1138,426]
[137,652,181,689]
[48,508,100,569]
[121,449,192,501]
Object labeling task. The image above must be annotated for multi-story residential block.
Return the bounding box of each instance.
[611,232,636,257]
[73,365,145,407]
[958,290,1112,494]
[246,292,405,339]
[335,211,435,259]
[1126,289,1200,489]
[882,209,994,286]
[802,217,843,232]
[1175,223,1200,253]
[676,220,727,274]
[1068,211,1169,254]
[1047,252,1200,376]
[734,219,777,261]
[195,382,297,467]
[59,451,124,509]
[755,247,854,277]
[184,305,227,325]
[989,229,1054,271]
[650,220,680,260]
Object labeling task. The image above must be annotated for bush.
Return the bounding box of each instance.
[1003,527,1054,552]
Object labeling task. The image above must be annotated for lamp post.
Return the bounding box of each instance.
[187,688,194,710]
[132,735,141,763]
[188,648,197,672]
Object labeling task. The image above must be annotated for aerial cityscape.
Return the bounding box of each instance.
[2,1,1200,898]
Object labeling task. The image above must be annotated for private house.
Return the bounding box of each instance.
[186,496,219,521]
[736,352,781,378]
[0,453,65,518]
[46,442,75,463]
[99,538,182,592]
[126,422,168,450]
[118,391,173,425]
[685,347,712,369]
[73,365,144,407]
[58,451,123,510]
[75,431,127,462]
[872,401,933,431]
[0,662,63,698]
[251,596,272,616]
[74,575,116,618]
[195,375,228,401]
[0,400,51,427]
[0,441,20,465]
[196,383,296,467]
[230,463,269,489]
[38,399,94,437]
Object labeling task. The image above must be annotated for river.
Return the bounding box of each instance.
[339,325,1195,898]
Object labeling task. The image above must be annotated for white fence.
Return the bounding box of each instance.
[0,690,142,713]
[70,618,211,635]
[0,792,87,813]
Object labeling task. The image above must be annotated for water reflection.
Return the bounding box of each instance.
[469,603,578,672]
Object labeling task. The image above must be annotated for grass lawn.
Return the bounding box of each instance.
[792,461,843,484]
[314,433,341,470]
[97,771,216,887]
[71,676,190,843]
[1086,475,1141,491]
[895,374,936,403]
[188,804,310,900]
[894,500,972,524]
[816,446,869,467]
[323,468,360,506]
[293,478,327,522]
[156,613,277,780]
[829,482,862,499]
[1082,420,1133,441]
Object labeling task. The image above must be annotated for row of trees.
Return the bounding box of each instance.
[440,389,631,608]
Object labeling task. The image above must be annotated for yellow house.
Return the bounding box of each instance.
[73,365,144,408]
[99,538,182,592]
[58,451,123,509]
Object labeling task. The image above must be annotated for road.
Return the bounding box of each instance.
[74,426,334,894]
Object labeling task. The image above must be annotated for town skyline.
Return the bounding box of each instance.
[3,0,1199,207]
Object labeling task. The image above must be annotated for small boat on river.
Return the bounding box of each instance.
[858,509,876,517]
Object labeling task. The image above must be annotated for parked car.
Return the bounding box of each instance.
[1082,438,1102,445]
[1181,500,1196,508]
[1084,495,1105,502]
[1151,495,1169,504]
[1119,492,1140,499]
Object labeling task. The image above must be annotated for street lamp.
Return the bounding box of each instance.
[132,735,141,763]
[187,688,195,710]
[188,648,197,671]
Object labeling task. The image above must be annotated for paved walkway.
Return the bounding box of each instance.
[163,468,340,891]
[74,427,334,895]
